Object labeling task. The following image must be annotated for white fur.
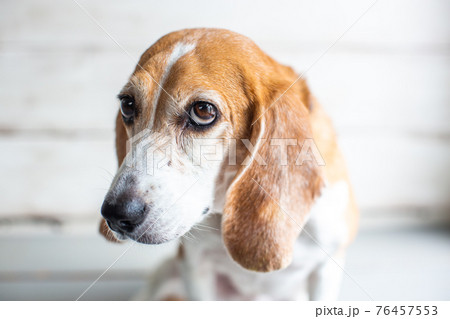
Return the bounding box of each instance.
[107,128,226,244]
[227,119,266,191]
[109,39,350,301]
[150,42,195,129]
[135,180,350,300]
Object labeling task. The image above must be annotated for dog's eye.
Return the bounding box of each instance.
[189,102,217,126]
[120,96,135,122]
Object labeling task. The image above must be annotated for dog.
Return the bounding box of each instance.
[99,28,358,300]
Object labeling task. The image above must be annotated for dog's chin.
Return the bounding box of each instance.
[128,233,173,245]
[109,230,166,244]
[115,227,191,245]
[109,230,128,241]
[106,218,197,245]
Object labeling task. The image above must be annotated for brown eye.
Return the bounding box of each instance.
[189,102,217,126]
[120,96,135,122]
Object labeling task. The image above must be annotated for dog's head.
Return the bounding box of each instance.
[100,28,323,272]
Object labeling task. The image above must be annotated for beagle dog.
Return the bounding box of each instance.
[100,28,358,300]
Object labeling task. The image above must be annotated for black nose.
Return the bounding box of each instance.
[101,197,147,233]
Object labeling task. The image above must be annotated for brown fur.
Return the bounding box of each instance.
[99,28,358,270]
[99,218,122,243]
[222,84,324,272]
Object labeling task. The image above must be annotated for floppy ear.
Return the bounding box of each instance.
[114,110,128,166]
[222,80,323,272]
[99,111,128,243]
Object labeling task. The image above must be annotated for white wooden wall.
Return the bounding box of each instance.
[0,0,449,218]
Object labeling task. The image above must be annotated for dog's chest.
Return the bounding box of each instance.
[185,181,349,300]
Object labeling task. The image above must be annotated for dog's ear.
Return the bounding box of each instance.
[222,80,323,272]
[115,110,128,166]
[99,111,128,243]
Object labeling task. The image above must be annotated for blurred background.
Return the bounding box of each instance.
[0,0,449,300]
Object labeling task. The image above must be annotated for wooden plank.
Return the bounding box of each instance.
[0,135,116,216]
[341,221,450,300]
[1,0,448,51]
[0,233,176,273]
[0,0,449,216]
[0,131,449,216]
[0,52,132,131]
[1,219,449,300]
[304,52,450,135]
[340,133,450,209]
[1,1,448,133]
[0,51,448,134]
[0,280,145,300]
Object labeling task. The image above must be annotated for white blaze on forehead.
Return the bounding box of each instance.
[149,42,196,129]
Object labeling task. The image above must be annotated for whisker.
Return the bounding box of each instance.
[97,166,115,178]
[191,225,212,234]
[182,230,198,243]
[195,224,220,231]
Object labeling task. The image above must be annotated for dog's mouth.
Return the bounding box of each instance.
[106,218,192,245]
